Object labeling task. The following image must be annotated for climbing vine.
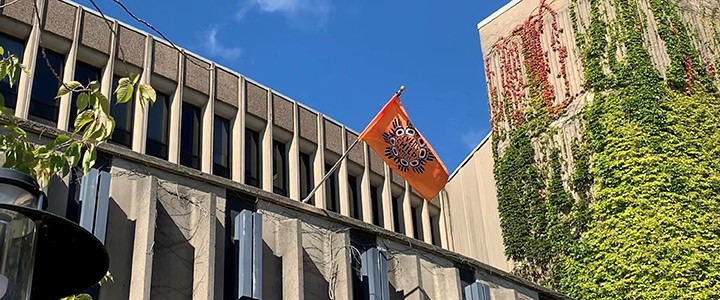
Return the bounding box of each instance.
[489,0,720,298]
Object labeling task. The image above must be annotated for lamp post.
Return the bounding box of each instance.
[0,168,109,300]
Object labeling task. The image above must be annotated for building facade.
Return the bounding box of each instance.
[0,0,568,299]
[464,0,720,296]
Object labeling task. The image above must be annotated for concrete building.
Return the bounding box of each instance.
[0,0,569,299]
[448,0,720,278]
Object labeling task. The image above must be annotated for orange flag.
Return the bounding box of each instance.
[358,92,449,200]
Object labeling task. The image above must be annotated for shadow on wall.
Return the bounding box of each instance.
[303,248,330,300]
[150,199,195,299]
[101,197,136,300]
[263,241,283,299]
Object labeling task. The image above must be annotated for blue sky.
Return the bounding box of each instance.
[78,0,509,172]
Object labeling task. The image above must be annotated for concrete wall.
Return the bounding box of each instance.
[444,135,512,272]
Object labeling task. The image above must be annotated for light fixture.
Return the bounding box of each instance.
[0,168,109,300]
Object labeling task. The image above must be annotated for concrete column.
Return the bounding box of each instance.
[361,143,373,224]
[128,176,158,300]
[436,267,463,300]
[330,230,353,300]
[132,35,152,154]
[382,164,394,232]
[279,219,303,299]
[261,91,274,192]
[201,65,215,174]
[439,191,452,250]
[338,127,350,216]
[56,8,82,131]
[403,182,414,238]
[288,103,300,200]
[167,52,184,164]
[100,21,118,107]
[390,254,424,300]
[421,201,432,244]
[231,77,246,183]
[313,115,326,209]
[14,0,46,119]
[190,192,216,300]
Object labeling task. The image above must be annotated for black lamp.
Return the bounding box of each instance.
[0,168,109,299]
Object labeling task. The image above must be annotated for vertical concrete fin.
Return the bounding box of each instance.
[128,175,157,300]
[280,218,304,300]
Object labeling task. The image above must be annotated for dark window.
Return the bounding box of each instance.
[180,102,202,170]
[213,116,231,178]
[299,152,314,204]
[145,92,169,159]
[223,190,256,300]
[69,61,101,130]
[244,128,261,188]
[349,175,361,220]
[0,34,24,112]
[272,140,288,197]
[370,185,383,227]
[109,76,133,147]
[430,213,441,246]
[392,195,404,234]
[412,205,423,240]
[325,163,339,212]
[29,48,64,125]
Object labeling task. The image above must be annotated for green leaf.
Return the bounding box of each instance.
[129,73,139,85]
[73,110,95,133]
[0,92,5,109]
[76,93,89,112]
[12,126,26,138]
[115,77,134,104]
[0,46,4,56]
[138,83,156,104]
[65,143,82,166]
[56,81,82,99]
[54,134,71,147]
[82,145,97,174]
[0,59,8,81]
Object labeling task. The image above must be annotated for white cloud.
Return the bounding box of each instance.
[237,0,331,27]
[204,28,243,61]
[460,129,485,150]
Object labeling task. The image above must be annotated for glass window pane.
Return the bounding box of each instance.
[69,61,101,130]
[272,141,288,197]
[213,116,231,178]
[349,175,361,219]
[325,163,339,212]
[371,185,382,226]
[299,152,313,204]
[0,34,25,111]
[244,129,261,188]
[110,76,134,147]
[180,102,202,170]
[29,48,64,124]
[146,93,169,159]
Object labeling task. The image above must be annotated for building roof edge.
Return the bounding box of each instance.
[448,132,492,181]
[477,0,524,30]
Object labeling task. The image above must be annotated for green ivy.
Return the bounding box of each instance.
[492,0,720,298]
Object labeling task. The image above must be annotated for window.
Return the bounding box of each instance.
[0,34,24,112]
[109,76,133,147]
[430,213,441,246]
[69,61,101,130]
[180,102,202,170]
[145,92,170,160]
[349,175,361,220]
[392,195,404,234]
[272,140,288,197]
[244,128,261,188]
[412,205,423,240]
[299,152,313,204]
[213,116,231,178]
[29,48,64,124]
[325,163,339,212]
[370,185,383,226]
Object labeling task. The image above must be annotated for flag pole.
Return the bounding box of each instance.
[301,85,406,204]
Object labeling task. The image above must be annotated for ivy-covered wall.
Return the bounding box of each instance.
[481,0,720,298]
